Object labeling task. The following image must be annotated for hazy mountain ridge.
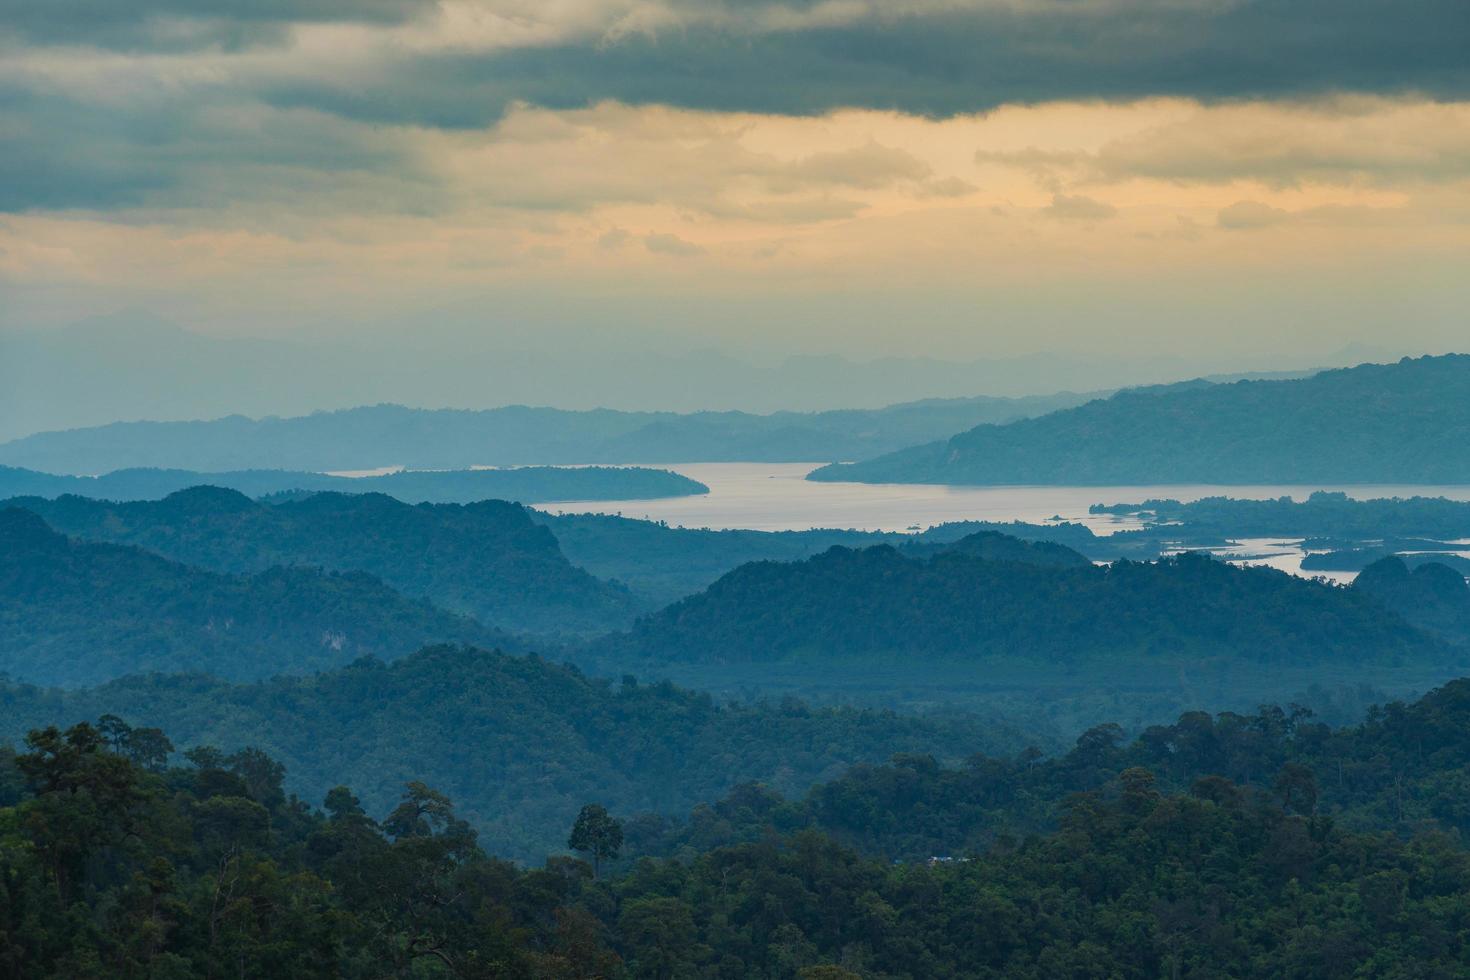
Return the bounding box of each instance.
[0,508,512,687]
[3,311,1353,445]
[0,463,706,504]
[0,394,1096,474]
[4,487,643,636]
[811,354,1470,485]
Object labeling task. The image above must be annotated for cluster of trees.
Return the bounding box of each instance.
[812,354,1470,485]
[595,545,1451,668]
[0,509,510,687]
[12,698,1470,977]
[8,487,642,636]
[635,677,1470,864]
[0,720,618,978]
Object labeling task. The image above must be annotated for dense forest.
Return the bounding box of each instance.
[0,464,707,505]
[13,677,1470,976]
[0,395,1093,474]
[592,544,1453,669]
[536,514,1113,607]
[811,355,1470,485]
[7,488,641,636]
[0,509,511,686]
[0,645,1021,861]
[637,677,1470,862]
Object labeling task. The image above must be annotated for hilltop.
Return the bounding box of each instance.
[592,542,1450,668]
[5,488,642,636]
[0,508,511,686]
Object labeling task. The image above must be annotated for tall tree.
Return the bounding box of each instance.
[568,804,623,878]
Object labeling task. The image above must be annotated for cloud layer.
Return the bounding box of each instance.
[5,0,1469,210]
[2,1,1467,363]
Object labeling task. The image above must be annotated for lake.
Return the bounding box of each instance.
[535,462,1470,581]
[535,461,1470,534]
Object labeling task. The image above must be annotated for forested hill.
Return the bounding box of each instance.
[1353,556,1470,645]
[0,644,1020,861]
[0,508,511,686]
[593,543,1451,667]
[900,529,1092,567]
[534,513,1102,607]
[811,354,1470,485]
[0,394,1091,474]
[0,462,706,504]
[6,487,641,635]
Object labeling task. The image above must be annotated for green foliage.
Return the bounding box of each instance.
[13,701,1470,978]
[814,354,1470,484]
[635,677,1470,866]
[0,722,599,978]
[568,804,624,877]
[0,508,509,686]
[8,487,641,635]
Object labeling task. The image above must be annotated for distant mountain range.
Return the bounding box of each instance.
[0,396,1093,475]
[5,488,640,636]
[0,463,706,504]
[0,508,510,686]
[1,310,1368,444]
[811,355,1470,485]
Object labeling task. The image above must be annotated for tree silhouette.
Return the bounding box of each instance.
[568,803,623,878]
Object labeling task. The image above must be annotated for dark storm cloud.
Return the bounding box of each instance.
[1,0,433,52]
[0,88,418,213]
[3,0,1467,212]
[256,0,1470,127]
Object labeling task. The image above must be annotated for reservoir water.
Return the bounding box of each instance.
[534,462,1470,581]
[536,461,1470,534]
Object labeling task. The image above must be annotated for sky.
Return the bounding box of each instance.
[2,0,1469,415]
